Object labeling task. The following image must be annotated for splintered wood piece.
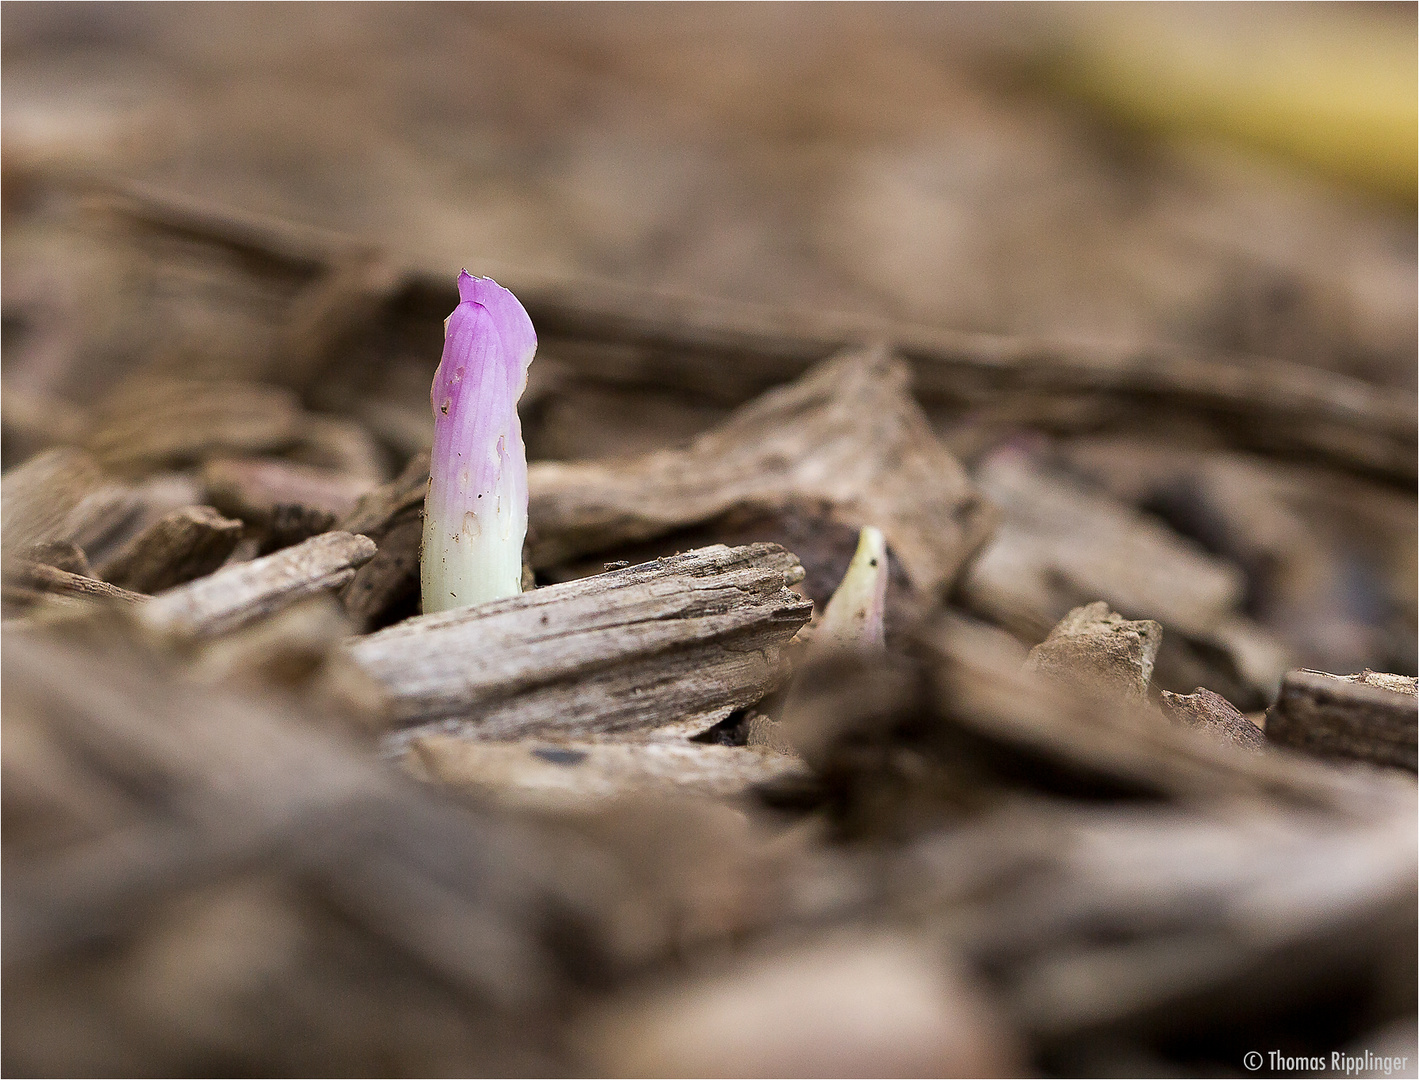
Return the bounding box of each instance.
[527,348,996,599]
[959,447,1290,705]
[348,543,813,739]
[139,531,376,639]
[203,457,374,524]
[406,736,808,811]
[1,448,104,560]
[203,454,378,554]
[963,448,1244,640]
[0,451,200,568]
[6,562,148,606]
[1161,688,1265,752]
[1025,602,1162,705]
[338,451,429,630]
[95,505,245,593]
[912,621,1391,811]
[515,274,1416,483]
[1,625,580,1070]
[1266,670,1418,772]
[85,379,305,474]
[19,541,92,577]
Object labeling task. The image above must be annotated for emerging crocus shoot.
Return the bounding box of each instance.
[420,271,536,613]
[816,526,888,649]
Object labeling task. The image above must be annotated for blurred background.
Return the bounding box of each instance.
[4,2,1415,368]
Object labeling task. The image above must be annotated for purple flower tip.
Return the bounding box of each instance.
[421,273,537,612]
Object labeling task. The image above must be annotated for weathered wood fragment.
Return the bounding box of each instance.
[1,447,104,559]
[203,456,373,524]
[1160,687,1265,752]
[963,449,1243,639]
[2,447,206,568]
[1,626,576,1076]
[139,531,376,639]
[5,562,148,606]
[95,505,245,593]
[792,622,1384,818]
[348,544,813,739]
[85,379,305,474]
[513,274,1417,483]
[528,348,996,599]
[1057,436,1417,681]
[406,736,808,811]
[73,473,210,566]
[203,454,378,554]
[19,540,92,577]
[1025,602,1162,705]
[337,451,429,630]
[960,447,1290,707]
[1266,669,1418,771]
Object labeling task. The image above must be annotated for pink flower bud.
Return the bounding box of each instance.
[421,271,536,612]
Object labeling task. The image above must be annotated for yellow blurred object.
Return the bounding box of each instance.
[1054,4,1417,203]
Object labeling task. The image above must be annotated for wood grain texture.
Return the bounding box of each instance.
[337,451,430,631]
[96,505,245,593]
[406,736,808,811]
[1,448,209,570]
[527,348,996,599]
[139,531,376,639]
[5,561,148,606]
[86,379,306,475]
[959,447,1292,708]
[1266,669,1417,771]
[1161,687,1265,752]
[203,456,373,524]
[514,274,1416,483]
[348,543,813,740]
[1025,602,1162,705]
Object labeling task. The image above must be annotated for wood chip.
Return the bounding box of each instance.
[1025,602,1162,705]
[516,274,1417,483]
[139,531,376,639]
[527,347,996,599]
[921,622,1382,811]
[963,448,1243,640]
[203,457,374,523]
[960,446,1291,705]
[337,451,429,631]
[5,561,148,606]
[1,448,103,559]
[406,736,809,811]
[85,379,305,474]
[1160,687,1265,752]
[95,505,245,593]
[19,540,92,577]
[1266,669,1418,772]
[202,455,378,554]
[348,543,813,740]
